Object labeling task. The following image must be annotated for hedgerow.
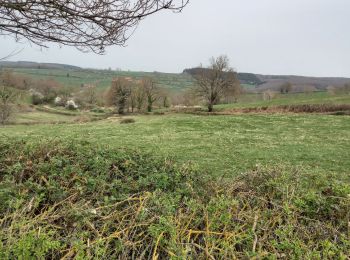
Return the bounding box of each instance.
[0,140,349,259]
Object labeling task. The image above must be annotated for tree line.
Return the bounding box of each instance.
[105,77,168,114]
[0,55,242,124]
[0,69,173,124]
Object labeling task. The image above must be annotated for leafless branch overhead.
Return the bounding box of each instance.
[0,47,23,61]
[0,0,189,54]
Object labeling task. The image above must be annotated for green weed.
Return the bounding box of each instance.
[0,140,349,259]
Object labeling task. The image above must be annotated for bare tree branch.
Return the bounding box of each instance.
[0,47,23,61]
[0,0,189,54]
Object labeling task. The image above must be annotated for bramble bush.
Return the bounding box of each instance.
[0,139,349,259]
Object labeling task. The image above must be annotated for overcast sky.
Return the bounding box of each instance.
[1,0,349,77]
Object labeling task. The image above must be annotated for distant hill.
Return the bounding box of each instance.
[1,61,349,93]
[183,67,350,92]
[3,66,194,91]
[255,74,350,92]
[0,61,81,70]
[183,68,264,85]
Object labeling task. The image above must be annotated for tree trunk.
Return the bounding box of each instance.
[118,100,125,114]
[118,106,124,114]
[208,103,213,112]
[147,103,152,112]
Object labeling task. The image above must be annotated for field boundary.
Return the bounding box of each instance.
[182,104,350,116]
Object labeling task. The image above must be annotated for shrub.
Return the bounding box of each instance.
[31,93,44,105]
[0,86,17,124]
[0,140,349,259]
[231,104,350,114]
[153,111,165,115]
[65,100,78,110]
[330,111,350,116]
[120,118,135,124]
[90,107,105,113]
[279,104,350,113]
[35,79,64,103]
[54,96,65,106]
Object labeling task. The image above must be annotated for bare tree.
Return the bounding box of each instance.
[0,86,16,125]
[163,95,170,108]
[0,0,188,53]
[225,82,242,103]
[35,78,63,103]
[193,55,240,112]
[107,78,131,114]
[142,77,159,112]
[343,83,350,94]
[263,89,277,101]
[128,83,139,113]
[135,84,146,111]
[158,88,171,108]
[82,85,98,105]
[0,69,32,90]
[1,69,16,88]
[280,82,293,94]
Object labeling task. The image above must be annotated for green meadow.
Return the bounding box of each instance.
[2,111,350,258]
[2,113,349,177]
[12,68,195,91]
[216,91,350,109]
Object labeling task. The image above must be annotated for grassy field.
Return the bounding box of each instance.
[12,68,195,91]
[1,113,349,176]
[2,112,350,258]
[2,110,350,258]
[14,111,78,124]
[216,91,350,110]
[10,106,109,124]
